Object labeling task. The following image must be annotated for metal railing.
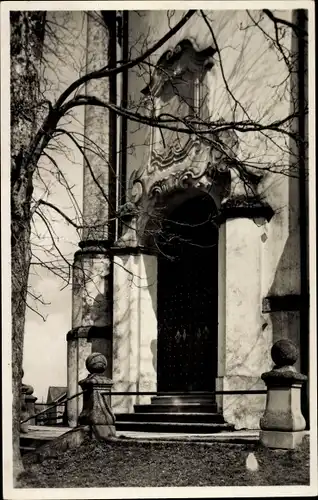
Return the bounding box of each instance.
[21,388,269,427]
[35,411,66,426]
[21,390,85,425]
[34,402,66,425]
[105,390,268,396]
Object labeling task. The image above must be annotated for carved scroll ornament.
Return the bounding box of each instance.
[124,125,262,205]
[141,39,216,98]
[115,126,265,248]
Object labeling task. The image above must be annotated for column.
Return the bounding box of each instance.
[216,203,274,429]
[67,247,113,426]
[82,11,112,242]
[111,249,158,413]
[67,12,114,427]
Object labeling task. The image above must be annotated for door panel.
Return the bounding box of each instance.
[157,195,218,392]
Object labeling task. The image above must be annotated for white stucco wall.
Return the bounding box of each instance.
[125,9,301,353]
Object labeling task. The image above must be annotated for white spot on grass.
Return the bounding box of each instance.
[246,452,259,472]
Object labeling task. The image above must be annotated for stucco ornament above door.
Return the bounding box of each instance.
[115,39,269,248]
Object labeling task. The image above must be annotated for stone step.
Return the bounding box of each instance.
[20,445,37,455]
[20,425,68,453]
[20,436,51,450]
[116,421,234,433]
[134,403,218,413]
[151,395,216,405]
[116,412,225,424]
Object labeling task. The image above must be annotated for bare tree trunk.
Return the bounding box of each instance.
[11,170,32,481]
[10,12,45,481]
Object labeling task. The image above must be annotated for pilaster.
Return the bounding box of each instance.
[216,200,274,429]
[111,247,158,413]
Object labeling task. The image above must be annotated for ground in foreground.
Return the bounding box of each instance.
[19,436,309,488]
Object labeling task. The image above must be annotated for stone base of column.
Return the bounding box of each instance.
[216,376,267,430]
[260,430,306,449]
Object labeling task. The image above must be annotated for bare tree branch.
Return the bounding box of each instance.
[263,9,307,37]
[54,10,196,109]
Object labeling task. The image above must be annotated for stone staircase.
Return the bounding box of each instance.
[20,396,234,453]
[115,395,234,434]
[20,425,69,455]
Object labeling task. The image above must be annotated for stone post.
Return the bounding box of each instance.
[260,339,307,449]
[20,370,35,433]
[78,353,116,439]
[20,386,29,434]
[24,386,37,426]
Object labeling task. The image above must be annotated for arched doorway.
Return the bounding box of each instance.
[156,193,219,392]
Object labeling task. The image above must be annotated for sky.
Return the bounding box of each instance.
[23,11,86,401]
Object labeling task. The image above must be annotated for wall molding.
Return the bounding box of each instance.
[66,325,112,341]
[216,199,274,224]
[111,245,158,257]
[262,294,308,313]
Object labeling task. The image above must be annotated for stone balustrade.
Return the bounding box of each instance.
[260,339,307,449]
[78,352,116,439]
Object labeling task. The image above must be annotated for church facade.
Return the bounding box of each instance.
[65,9,309,430]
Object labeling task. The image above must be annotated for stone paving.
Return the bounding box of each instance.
[116,429,260,443]
[24,425,260,443]
[26,425,69,438]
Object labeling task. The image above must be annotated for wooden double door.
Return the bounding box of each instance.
[156,194,219,392]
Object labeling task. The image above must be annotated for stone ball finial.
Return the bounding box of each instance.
[86,352,107,374]
[24,384,34,395]
[271,339,298,367]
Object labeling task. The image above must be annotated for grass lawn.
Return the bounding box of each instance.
[19,436,310,488]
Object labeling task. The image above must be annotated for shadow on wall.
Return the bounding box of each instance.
[141,253,158,313]
[88,283,112,378]
[264,231,301,374]
[136,252,158,373]
[263,170,309,425]
[111,295,133,412]
[111,251,159,411]
[89,292,111,327]
[264,169,302,368]
[151,339,157,371]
